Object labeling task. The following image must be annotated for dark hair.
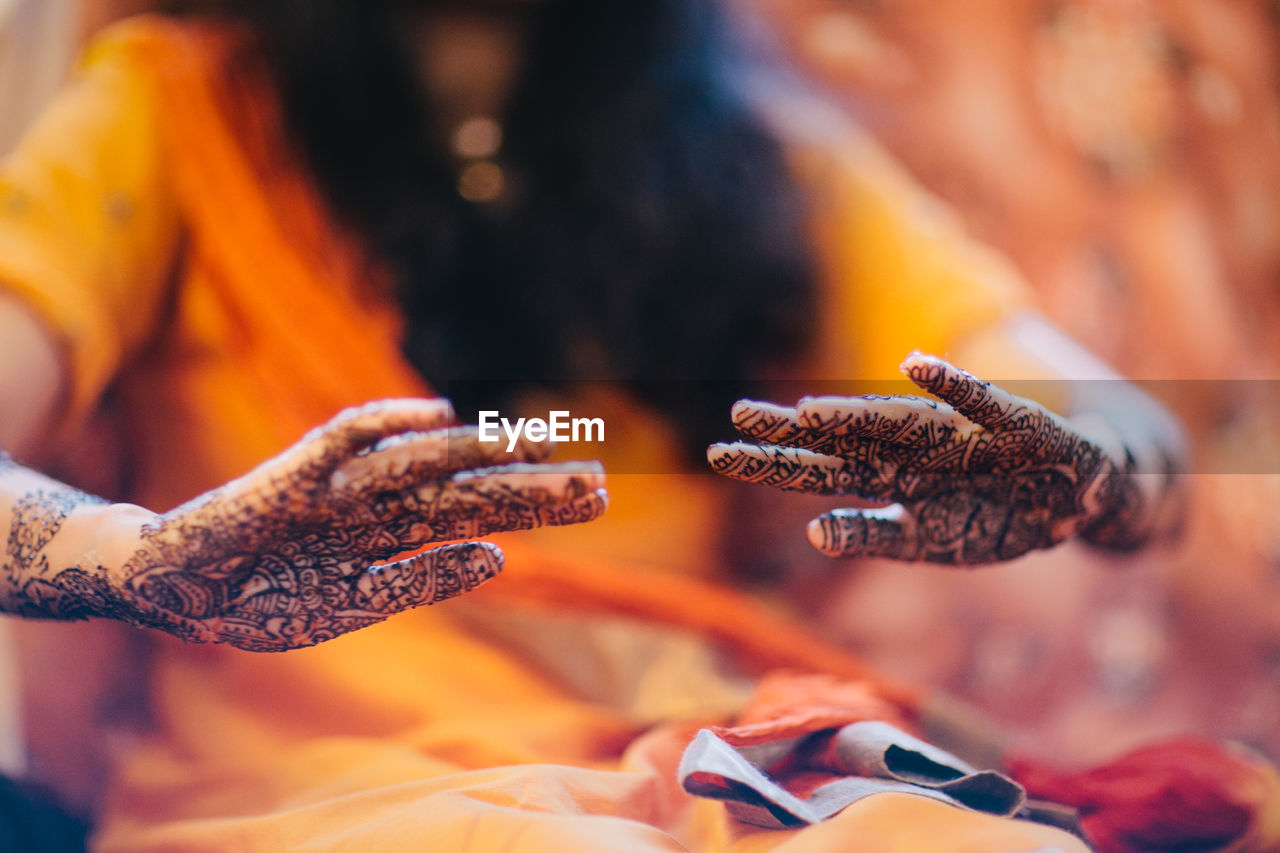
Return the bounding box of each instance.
[174,0,818,455]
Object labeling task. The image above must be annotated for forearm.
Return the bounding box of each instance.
[0,297,65,460]
[1067,383,1186,550]
[0,450,152,621]
[952,312,1187,551]
[0,296,155,620]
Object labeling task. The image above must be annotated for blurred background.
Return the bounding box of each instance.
[731,0,1280,764]
[3,0,1278,769]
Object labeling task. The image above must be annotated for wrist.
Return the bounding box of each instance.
[15,500,158,622]
[1073,417,1183,551]
[83,503,165,626]
[88,503,158,583]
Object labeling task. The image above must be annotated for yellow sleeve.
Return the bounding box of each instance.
[0,23,180,432]
[795,126,1032,380]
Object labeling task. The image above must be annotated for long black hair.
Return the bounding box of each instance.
[172,0,818,455]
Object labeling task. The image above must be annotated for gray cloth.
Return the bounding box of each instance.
[678,721,1026,829]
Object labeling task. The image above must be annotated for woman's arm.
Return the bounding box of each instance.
[0,296,121,621]
[0,297,63,459]
[0,292,139,618]
[0,403,607,650]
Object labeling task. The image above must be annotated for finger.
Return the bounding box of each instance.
[341,489,608,558]
[336,461,606,528]
[900,353,1051,433]
[901,354,1088,465]
[727,398,969,482]
[441,488,609,540]
[222,400,455,530]
[730,399,866,455]
[731,399,806,444]
[807,505,921,560]
[731,396,967,456]
[796,395,973,448]
[444,460,605,507]
[296,399,456,483]
[377,424,557,468]
[356,541,505,613]
[707,441,898,500]
[810,496,1040,564]
[331,425,555,493]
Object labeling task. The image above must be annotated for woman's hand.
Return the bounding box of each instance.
[708,353,1156,565]
[8,399,606,651]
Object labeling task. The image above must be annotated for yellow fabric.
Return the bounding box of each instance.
[797,129,1031,381]
[0,17,1071,853]
[0,30,178,441]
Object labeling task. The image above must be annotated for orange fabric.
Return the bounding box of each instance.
[0,15,1073,852]
[708,672,907,748]
[479,539,923,710]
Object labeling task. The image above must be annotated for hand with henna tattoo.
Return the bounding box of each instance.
[708,353,1180,565]
[1,399,607,650]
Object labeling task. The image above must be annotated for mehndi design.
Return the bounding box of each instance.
[709,354,1174,565]
[1,400,607,650]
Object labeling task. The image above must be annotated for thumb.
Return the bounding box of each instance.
[356,541,504,613]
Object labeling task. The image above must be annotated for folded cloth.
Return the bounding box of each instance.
[679,720,1026,829]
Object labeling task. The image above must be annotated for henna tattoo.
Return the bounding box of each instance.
[0,401,607,650]
[111,403,603,651]
[7,491,81,567]
[710,354,1173,565]
[3,486,113,619]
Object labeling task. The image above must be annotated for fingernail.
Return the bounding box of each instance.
[706,444,742,469]
[806,517,835,553]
